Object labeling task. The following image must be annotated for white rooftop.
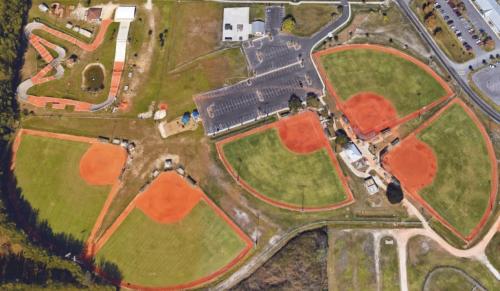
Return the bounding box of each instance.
[114,6,136,22]
[222,7,250,41]
[475,0,500,33]
[344,143,363,164]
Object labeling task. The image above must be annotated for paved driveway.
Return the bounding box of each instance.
[472,65,500,105]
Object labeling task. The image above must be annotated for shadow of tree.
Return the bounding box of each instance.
[1,148,123,287]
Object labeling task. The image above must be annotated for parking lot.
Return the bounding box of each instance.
[434,0,500,60]
[472,65,500,105]
[195,0,351,135]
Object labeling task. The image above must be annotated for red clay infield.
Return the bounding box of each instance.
[342,92,398,136]
[276,111,328,153]
[382,136,437,193]
[136,172,203,224]
[79,143,127,186]
[216,111,354,212]
[313,44,454,137]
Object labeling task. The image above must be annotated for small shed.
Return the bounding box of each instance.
[86,7,102,22]
[38,3,49,13]
[191,109,200,121]
[181,112,191,125]
[251,20,265,36]
[364,176,379,195]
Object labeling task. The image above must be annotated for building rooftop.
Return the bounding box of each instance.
[344,142,363,164]
[114,6,136,22]
[475,0,500,33]
[222,7,250,41]
[251,20,265,35]
[86,7,102,21]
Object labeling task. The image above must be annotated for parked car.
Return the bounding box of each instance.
[444,15,450,20]
[447,19,454,25]
[472,34,478,39]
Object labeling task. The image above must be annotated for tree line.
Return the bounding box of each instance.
[0,1,117,289]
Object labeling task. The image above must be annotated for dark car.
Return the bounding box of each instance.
[447,19,454,25]
[472,34,478,39]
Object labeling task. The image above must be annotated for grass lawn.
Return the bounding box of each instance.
[425,268,476,290]
[287,4,339,36]
[28,22,119,104]
[417,103,492,236]
[14,135,110,241]
[129,2,247,118]
[380,237,400,291]
[407,236,497,291]
[165,1,223,70]
[485,233,499,270]
[320,48,447,117]
[328,230,376,291]
[96,201,247,287]
[222,129,348,207]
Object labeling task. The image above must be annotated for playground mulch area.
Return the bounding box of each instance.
[217,111,353,211]
[314,44,452,136]
[93,172,252,289]
[384,99,497,242]
[12,130,126,242]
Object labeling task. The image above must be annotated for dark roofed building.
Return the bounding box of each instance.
[86,7,102,22]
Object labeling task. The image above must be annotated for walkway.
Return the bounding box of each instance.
[17,10,134,112]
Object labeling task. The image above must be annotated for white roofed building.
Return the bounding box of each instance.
[114,6,136,22]
[222,8,250,41]
[475,0,500,36]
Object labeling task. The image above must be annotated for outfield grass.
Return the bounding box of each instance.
[28,22,119,104]
[320,48,447,116]
[485,233,499,270]
[380,237,400,291]
[407,236,497,291]
[222,129,348,207]
[96,201,247,287]
[14,135,110,241]
[417,103,492,236]
[328,230,376,290]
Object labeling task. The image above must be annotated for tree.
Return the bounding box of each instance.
[288,94,303,112]
[281,15,296,33]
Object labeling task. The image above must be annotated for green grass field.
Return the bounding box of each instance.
[14,135,110,241]
[417,104,492,236]
[96,201,247,287]
[380,237,400,291]
[328,230,376,290]
[424,268,477,291]
[320,48,447,116]
[222,129,348,208]
[407,236,497,291]
[485,233,499,270]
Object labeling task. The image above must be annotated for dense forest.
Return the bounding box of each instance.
[0,1,115,289]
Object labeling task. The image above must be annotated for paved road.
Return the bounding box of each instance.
[397,0,500,122]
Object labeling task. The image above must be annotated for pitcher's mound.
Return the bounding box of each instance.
[383,136,437,192]
[343,92,398,136]
[79,143,127,185]
[136,172,202,224]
